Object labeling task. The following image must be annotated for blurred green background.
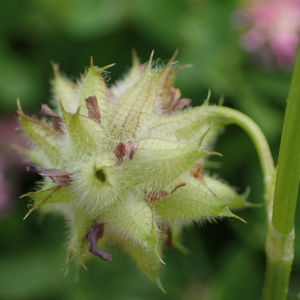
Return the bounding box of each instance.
[0,0,299,299]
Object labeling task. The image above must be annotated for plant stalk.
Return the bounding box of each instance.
[261,47,300,300]
[210,74,299,298]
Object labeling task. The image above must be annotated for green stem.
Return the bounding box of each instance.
[272,52,300,235]
[209,82,298,299]
[209,106,275,205]
[262,47,300,300]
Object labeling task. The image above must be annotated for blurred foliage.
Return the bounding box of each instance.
[0,0,299,299]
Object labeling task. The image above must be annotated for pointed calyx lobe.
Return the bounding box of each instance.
[130,133,214,190]
[17,102,63,167]
[150,104,210,140]
[52,63,79,114]
[103,195,160,256]
[79,58,113,123]
[111,52,171,140]
[153,174,242,222]
[61,101,107,155]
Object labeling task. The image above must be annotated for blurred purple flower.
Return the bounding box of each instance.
[0,115,29,217]
[237,0,300,68]
[0,155,15,217]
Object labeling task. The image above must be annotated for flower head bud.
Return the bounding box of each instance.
[18,51,254,290]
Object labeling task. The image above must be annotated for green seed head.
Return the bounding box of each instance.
[18,51,250,290]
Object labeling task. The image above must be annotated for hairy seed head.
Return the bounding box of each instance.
[18,51,251,290]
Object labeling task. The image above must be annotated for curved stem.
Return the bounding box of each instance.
[209,106,275,205]
[208,103,297,299]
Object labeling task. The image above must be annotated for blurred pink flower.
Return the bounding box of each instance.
[238,0,300,68]
[0,115,29,217]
